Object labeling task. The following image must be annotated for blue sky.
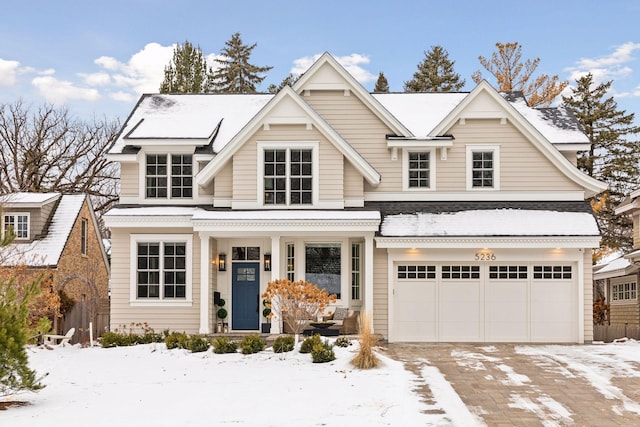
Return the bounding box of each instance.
[1,0,640,123]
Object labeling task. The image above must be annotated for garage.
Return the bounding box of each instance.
[393,263,577,343]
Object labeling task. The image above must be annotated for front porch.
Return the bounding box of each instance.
[194,210,380,335]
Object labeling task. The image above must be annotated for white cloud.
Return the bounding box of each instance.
[79,72,111,86]
[32,75,101,103]
[95,42,174,95]
[567,42,640,86]
[108,91,135,102]
[290,53,376,83]
[0,58,20,86]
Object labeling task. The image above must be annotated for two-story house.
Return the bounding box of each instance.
[0,192,110,342]
[104,53,605,343]
[594,188,640,326]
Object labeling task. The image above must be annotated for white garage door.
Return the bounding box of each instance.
[393,263,576,343]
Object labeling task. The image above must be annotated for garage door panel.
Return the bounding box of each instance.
[531,280,575,342]
[440,281,481,341]
[486,281,528,341]
[395,281,436,341]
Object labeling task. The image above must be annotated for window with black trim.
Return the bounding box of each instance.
[81,218,88,255]
[489,265,527,279]
[264,148,312,205]
[442,265,480,279]
[145,154,192,199]
[397,265,436,279]
[472,151,494,188]
[533,265,572,279]
[136,241,187,299]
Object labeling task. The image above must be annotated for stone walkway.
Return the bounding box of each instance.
[384,343,640,426]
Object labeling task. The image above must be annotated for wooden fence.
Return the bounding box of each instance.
[593,324,640,342]
[62,298,110,344]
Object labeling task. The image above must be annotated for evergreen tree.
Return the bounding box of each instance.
[0,227,45,397]
[210,32,272,93]
[563,73,640,252]
[267,73,300,93]
[404,46,465,92]
[159,40,211,93]
[473,41,567,107]
[373,72,389,92]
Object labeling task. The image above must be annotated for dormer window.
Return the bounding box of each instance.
[3,213,29,239]
[145,154,192,199]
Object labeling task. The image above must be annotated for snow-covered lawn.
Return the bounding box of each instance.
[5,339,640,426]
[1,340,450,426]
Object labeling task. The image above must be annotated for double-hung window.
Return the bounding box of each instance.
[145,154,192,199]
[131,234,192,305]
[3,213,29,239]
[262,145,315,206]
[466,145,500,190]
[403,149,435,190]
[611,278,637,302]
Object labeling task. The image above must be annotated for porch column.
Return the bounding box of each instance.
[199,234,210,334]
[270,235,281,333]
[364,233,374,331]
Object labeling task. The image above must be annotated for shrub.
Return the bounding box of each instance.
[311,340,335,363]
[273,335,294,353]
[187,335,211,353]
[300,334,322,354]
[351,311,379,369]
[212,337,238,354]
[239,334,265,354]
[100,331,133,348]
[335,337,351,348]
[165,331,189,350]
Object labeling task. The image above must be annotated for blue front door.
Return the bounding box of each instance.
[232,263,260,330]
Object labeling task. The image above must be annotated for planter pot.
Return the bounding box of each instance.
[261,323,271,333]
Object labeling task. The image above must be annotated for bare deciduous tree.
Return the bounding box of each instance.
[0,100,120,217]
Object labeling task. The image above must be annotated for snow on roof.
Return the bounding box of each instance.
[0,192,60,206]
[1,194,85,267]
[380,209,599,237]
[105,206,380,222]
[192,210,380,221]
[109,94,273,154]
[509,98,590,145]
[594,256,633,276]
[373,93,467,137]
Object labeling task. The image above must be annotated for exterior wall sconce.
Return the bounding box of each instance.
[218,253,226,272]
[264,253,271,271]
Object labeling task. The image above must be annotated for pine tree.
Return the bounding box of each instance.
[210,32,272,93]
[472,41,567,107]
[373,72,389,92]
[404,46,465,92]
[267,73,300,93]
[0,227,45,397]
[563,73,640,252]
[159,40,211,93]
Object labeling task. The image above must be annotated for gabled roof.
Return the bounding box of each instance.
[292,53,412,137]
[1,194,108,269]
[428,80,606,197]
[196,86,381,186]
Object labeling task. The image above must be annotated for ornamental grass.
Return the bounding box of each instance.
[351,311,379,369]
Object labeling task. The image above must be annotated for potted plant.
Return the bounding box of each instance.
[215,298,227,333]
[261,299,271,333]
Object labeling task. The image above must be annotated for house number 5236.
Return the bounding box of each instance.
[475,253,496,261]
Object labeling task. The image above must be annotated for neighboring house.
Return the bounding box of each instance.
[594,188,640,326]
[0,192,110,342]
[104,53,605,343]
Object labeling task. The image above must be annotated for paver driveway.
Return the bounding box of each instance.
[385,342,640,426]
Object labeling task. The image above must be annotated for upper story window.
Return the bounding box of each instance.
[81,218,88,255]
[263,147,314,205]
[403,149,435,191]
[3,213,29,240]
[145,154,192,199]
[466,145,500,190]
